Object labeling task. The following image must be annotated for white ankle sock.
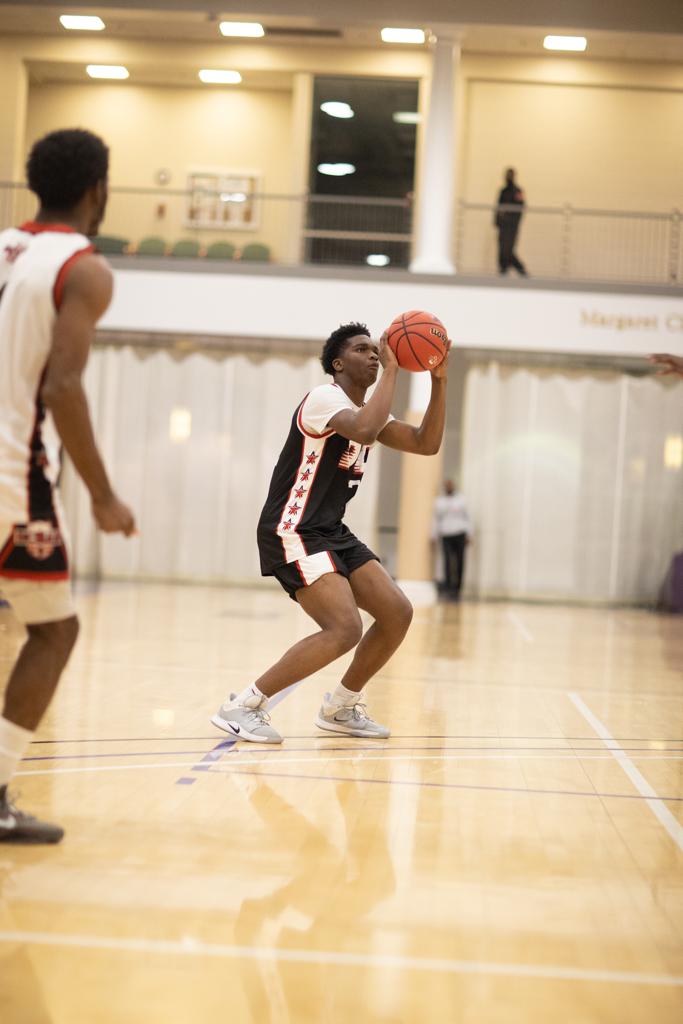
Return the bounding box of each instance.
[228,684,268,710]
[329,684,363,709]
[0,716,34,788]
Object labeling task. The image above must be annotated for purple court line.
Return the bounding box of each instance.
[27,733,683,745]
[20,743,683,764]
[208,767,683,803]
[174,679,302,785]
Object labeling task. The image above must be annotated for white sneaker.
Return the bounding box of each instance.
[315,693,390,739]
[211,692,283,743]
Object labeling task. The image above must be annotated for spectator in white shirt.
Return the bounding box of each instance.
[432,480,472,600]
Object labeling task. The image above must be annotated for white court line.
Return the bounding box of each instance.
[0,929,680,986]
[506,609,534,644]
[14,751,683,779]
[569,692,683,853]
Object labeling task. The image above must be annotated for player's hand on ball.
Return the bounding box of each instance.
[378,330,399,371]
[430,339,452,379]
[92,493,137,536]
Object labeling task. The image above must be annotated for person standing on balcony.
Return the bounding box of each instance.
[432,479,472,601]
[495,168,528,276]
[0,129,136,843]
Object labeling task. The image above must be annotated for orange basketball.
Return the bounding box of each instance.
[386,310,449,372]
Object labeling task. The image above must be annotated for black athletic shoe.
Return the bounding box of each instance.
[0,785,64,844]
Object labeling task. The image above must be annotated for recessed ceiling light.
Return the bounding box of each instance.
[381,27,425,45]
[198,69,242,84]
[317,163,356,177]
[393,111,421,124]
[220,192,247,203]
[60,15,105,31]
[86,65,129,79]
[219,21,264,38]
[543,35,587,52]
[320,101,354,119]
[366,254,390,267]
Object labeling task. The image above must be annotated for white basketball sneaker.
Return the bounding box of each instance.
[211,691,283,744]
[315,693,390,739]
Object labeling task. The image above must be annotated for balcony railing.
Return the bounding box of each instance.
[1,182,680,285]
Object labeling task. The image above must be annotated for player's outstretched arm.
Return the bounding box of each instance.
[327,332,398,445]
[42,254,136,536]
[649,353,683,378]
[377,342,451,455]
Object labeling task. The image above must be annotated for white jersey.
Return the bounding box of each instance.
[0,222,93,526]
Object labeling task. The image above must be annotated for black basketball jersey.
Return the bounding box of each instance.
[257,383,378,574]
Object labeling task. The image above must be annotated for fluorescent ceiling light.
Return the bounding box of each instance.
[366,254,390,267]
[60,15,105,31]
[317,163,356,176]
[320,101,354,119]
[381,27,425,44]
[169,408,192,444]
[664,434,683,470]
[220,192,247,202]
[543,35,587,52]
[86,64,128,79]
[393,111,421,124]
[219,21,264,38]
[198,69,242,84]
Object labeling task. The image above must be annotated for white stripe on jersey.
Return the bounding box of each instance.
[295,551,337,586]
[0,224,93,523]
[276,432,329,563]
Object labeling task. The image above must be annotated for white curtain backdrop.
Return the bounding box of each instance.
[461,363,683,603]
[60,345,382,583]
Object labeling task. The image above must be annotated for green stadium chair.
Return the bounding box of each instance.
[170,239,201,258]
[205,241,236,261]
[136,236,167,256]
[93,234,129,255]
[239,242,271,262]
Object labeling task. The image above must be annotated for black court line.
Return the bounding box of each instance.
[206,767,683,803]
[27,734,683,745]
[20,743,683,764]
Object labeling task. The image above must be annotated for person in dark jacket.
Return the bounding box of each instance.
[495,168,528,276]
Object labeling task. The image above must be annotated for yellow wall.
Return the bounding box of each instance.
[459,55,683,210]
[25,81,293,254]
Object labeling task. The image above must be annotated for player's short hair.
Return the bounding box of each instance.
[320,322,371,375]
[26,129,109,210]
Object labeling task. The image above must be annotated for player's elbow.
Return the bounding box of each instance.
[42,371,80,410]
[419,438,441,456]
[353,426,380,446]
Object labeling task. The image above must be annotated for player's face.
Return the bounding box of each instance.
[340,335,380,386]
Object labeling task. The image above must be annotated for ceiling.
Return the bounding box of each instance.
[2,2,682,66]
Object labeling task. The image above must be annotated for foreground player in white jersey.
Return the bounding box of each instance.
[212,322,449,743]
[0,129,135,842]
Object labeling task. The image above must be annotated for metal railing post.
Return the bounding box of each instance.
[560,203,572,278]
[669,208,681,284]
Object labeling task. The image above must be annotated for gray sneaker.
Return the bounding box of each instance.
[211,692,282,744]
[0,786,64,844]
[315,693,390,739]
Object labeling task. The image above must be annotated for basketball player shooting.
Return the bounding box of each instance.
[0,129,136,842]
[212,322,449,743]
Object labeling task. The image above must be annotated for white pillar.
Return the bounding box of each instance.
[410,37,459,275]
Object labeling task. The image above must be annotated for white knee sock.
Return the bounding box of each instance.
[0,716,34,789]
[227,684,268,710]
[329,683,363,708]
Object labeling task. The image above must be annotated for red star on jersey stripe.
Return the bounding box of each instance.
[288,502,300,516]
[305,451,319,465]
[294,486,306,499]
[300,468,312,481]
[282,519,293,531]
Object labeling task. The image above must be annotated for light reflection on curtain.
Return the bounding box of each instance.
[60,346,382,583]
[461,363,683,603]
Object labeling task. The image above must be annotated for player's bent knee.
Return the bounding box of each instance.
[332,616,363,654]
